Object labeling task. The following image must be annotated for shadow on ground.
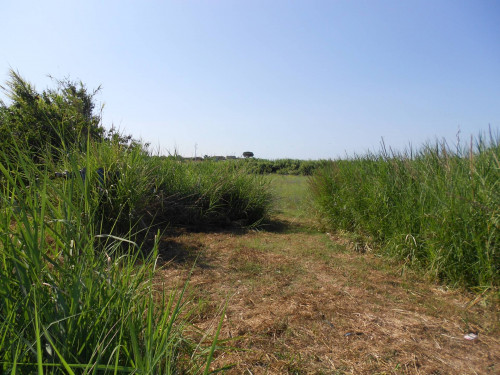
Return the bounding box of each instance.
[140,215,310,268]
[155,237,213,268]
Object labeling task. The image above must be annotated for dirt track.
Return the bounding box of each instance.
[153,175,498,374]
[155,214,499,374]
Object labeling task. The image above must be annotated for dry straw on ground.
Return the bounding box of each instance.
[154,214,499,374]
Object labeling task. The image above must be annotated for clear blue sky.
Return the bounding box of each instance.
[2,0,499,159]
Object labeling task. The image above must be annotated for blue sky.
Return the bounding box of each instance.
[1,0,499,159]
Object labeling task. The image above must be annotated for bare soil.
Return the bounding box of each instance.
[154,195,499,374]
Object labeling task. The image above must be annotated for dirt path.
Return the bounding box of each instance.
[155,178,499,374]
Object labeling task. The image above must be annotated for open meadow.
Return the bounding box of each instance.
[1,72,499,374]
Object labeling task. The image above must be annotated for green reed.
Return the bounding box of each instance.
[310,132,499,287]
[0,144,226,374]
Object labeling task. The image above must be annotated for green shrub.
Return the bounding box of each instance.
[43,139,274,236]
[229,158,326,176]
[0,70,104,161]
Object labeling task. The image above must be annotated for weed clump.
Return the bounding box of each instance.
[58,142,274,234]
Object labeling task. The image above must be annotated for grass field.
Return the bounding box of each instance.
[269,175,312,219]
[3,72,497,373]
[156,175,500,374]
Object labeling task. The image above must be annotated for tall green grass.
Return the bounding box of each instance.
[310,133,499,287]
[149,157,274,229]
[54,142,274,235]
[0,143,236,373]
[0,70,272,372]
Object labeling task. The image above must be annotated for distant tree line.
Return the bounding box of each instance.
[240,158,328,175]
[153,155,327,176]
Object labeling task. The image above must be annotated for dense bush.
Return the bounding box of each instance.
[153,160,274,228]
[224,158,327,176]
[310,134,500,288]
[0,70,104,161]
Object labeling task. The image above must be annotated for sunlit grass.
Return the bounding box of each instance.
[0,142,238,374]
[267,175,317,232]
[310,132,500,288]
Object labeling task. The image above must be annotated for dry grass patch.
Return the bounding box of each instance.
[153,221,499,374]
[151,174,499,374]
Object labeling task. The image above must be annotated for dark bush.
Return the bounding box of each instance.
[0,70,104,161]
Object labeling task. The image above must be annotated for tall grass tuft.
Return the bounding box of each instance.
[0,146,223,373]
[310,132,500,288]
[151,159,274,228]
[54,141,275,234]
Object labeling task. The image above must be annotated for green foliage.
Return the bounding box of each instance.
[0,70,104,160]
[221,158,327,176]
[0,147,223,374]
[310,133,500,288]
[23,137,274,237]
[76,146,275,233]
[0,71,273,234]
[0,71,273,373]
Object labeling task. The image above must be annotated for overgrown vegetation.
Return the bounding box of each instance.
[228,158,327,176]
[3,68,496,374]
[310,134,500,288]
[0,71,274,234]
[44,143,274,237]
[0,70,105,161]
[0,148,231,373]
[0,71,273,373]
